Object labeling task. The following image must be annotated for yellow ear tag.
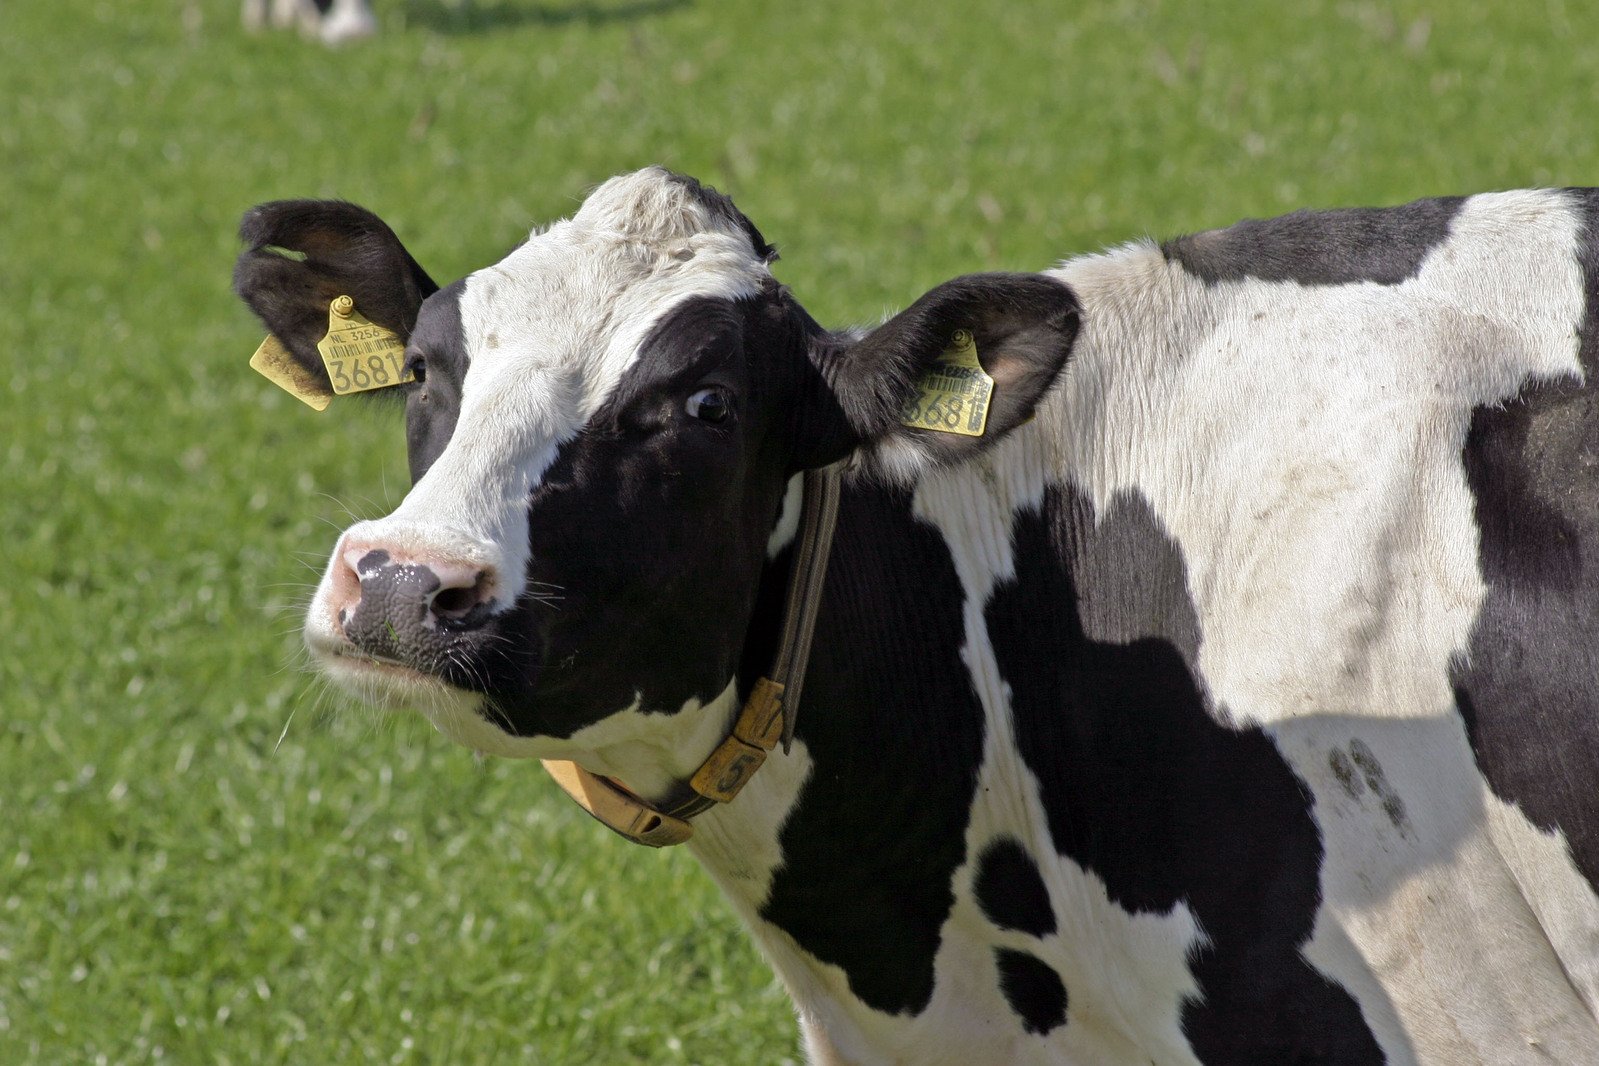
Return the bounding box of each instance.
[898,329,994,436]
[315,295,414,395]
[250,333,333,411]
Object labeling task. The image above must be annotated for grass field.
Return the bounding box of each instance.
[4,0,1599,1061]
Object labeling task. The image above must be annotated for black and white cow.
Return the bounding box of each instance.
[234,168,1599,1064]
[241,0,376,44]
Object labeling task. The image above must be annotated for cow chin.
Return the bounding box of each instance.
[305,623,551,760]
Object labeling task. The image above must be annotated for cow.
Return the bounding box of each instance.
[233,168,1599,1064]
[241,0,376,44]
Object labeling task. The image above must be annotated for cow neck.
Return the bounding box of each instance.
[539,463,845,847]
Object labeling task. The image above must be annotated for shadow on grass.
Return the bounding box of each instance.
[400,0,692,34]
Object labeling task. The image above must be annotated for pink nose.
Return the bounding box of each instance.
[330,545,497,654]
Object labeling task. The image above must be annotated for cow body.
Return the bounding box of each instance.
[235,172,1599,1064]
[241,0,376,43]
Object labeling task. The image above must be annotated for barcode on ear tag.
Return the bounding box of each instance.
[315,295,414,395]
[898,329,994,436]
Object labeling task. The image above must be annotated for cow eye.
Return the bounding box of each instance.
[684,386,733,424]
[404,354,427,383]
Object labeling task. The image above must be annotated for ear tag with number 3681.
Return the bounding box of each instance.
[316,295,414,396]
[898,329,994,437]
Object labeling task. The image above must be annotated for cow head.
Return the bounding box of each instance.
[235,168,1078,778]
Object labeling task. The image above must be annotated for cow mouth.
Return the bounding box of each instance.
[328,644,432,677]
[308,623,458,692]
[308,632,551,758]
[315,642,444,696]
[302,584,549,751]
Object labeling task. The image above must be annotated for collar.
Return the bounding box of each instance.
[540,462,845,847]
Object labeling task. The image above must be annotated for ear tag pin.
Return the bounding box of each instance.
[315,295,414,396]
[898,328,995,436]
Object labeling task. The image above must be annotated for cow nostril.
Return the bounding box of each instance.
[429,572,494,630]
[433,586,478,618]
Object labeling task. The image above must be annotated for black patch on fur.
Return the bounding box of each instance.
[757,485,987,1016]
[404,279,467,483]
[986,485,1384,1063]
[1164,196,1464,287]
[974,838,1056,937]
[995,949,1068,1035]
[1452,187,1599,893]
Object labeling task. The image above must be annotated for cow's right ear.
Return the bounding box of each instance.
[791,273,1079,477]
[232,200,438,395]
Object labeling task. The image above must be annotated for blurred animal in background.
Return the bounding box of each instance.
[242,0,377,44]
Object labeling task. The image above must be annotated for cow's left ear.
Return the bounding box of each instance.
[801,272,1079,472]
[233,199,438,402]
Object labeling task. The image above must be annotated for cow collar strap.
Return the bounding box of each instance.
[540,463,845,847]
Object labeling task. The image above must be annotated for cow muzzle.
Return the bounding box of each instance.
[324,545,497,668]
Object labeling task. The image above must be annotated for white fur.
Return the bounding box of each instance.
[766,474,805,557]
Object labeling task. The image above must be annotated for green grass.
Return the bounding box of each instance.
[4,0,1599,1061]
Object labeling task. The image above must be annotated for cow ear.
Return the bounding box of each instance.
[232,200,438,397]
[800,273,1079,473]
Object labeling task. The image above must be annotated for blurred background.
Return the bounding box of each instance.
[4,0,1597,1060]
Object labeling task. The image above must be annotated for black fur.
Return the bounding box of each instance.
[757,486,988,1015]
[1164,196,1464,287]
[974,838,1056,938]
[386,290,818,737]
[487,294,807,737]
[403,279,467,483]
[994,949,1068,1035]
[1452,187,1599,892]
[986,486,1384,1064]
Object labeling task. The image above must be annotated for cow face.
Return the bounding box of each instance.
[235,168,1078,764]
